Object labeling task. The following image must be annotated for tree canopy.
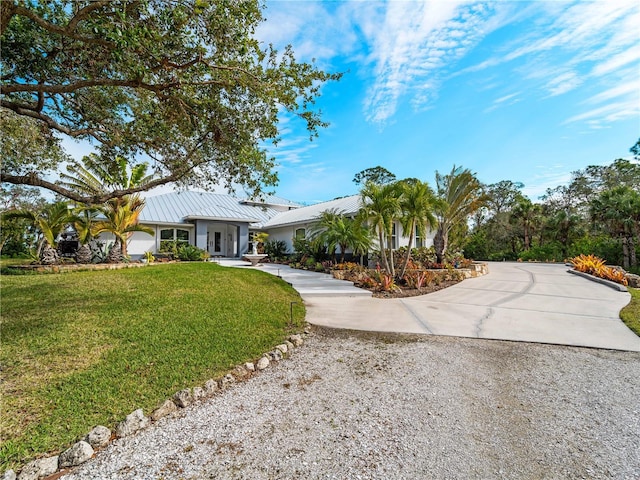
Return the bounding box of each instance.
[1,0,340,203]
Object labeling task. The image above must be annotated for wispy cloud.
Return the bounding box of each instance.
[360,1,506,123]
[465,0,639,124]
[484,92,521,113]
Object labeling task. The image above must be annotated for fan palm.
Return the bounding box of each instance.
[591,186,640,268]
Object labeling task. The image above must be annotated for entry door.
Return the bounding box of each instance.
[209,228,224,256]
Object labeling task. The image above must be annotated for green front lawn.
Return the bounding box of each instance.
[0,263,305,471]
[621,288,640,337]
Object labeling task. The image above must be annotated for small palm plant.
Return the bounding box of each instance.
[71,207,100,264]
[93,194,153,263]
[2,201,72,264]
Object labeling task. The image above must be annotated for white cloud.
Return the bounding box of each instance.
[361,1,507,123]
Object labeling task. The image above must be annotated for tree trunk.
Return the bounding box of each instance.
[434,226,447,264]
[628,235,636,268]
[107,239,123,263]
[76,244,93,264]
[621,236,630,269]
[399,221,415,280]
[378,227,390,272]
[40,244,59,265]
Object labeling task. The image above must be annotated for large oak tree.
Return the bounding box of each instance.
[1,0,339,204]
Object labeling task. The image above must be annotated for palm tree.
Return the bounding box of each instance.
[3,201,71,264]
[360,181,402,274]
[511,197,542,251]
[310,209,373,263]
[59,154,154,204]
[398,180,437,279]
[434,166,487,264]
[60,154,155,262]
[71,207,100,264]
[591,186,640,268]
[93,195,153,262]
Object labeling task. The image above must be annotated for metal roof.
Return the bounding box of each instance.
[240,194,301,209]
[262,195,363,228]
[140,191,280,227]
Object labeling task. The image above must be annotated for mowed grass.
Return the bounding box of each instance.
[0,263,305,470]
[620,288,640,337]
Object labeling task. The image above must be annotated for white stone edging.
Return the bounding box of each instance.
[4,330,310,480]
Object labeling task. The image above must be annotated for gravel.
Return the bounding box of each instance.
[60,328,640,480]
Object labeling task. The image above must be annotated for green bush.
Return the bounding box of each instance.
[176,244,207,261]
[518,243,563,262]
[264,240,287,260]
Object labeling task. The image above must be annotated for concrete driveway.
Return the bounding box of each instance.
[224,260,639,352]
[302,262,640,352]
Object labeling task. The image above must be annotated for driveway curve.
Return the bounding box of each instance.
[246,261,639,352]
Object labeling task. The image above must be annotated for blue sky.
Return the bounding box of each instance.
[255,0,640,204]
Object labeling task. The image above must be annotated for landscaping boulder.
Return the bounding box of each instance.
[173,389,193,408]
[626,273,640,288]
[115,409,150,438]
[244,362,256,372]
[84,425,111,449]
[275,343,288,355]
[219,374,235,389]
[269,349,283,362]
[59,441,94,468]
[16,456,57,480]
[193,386,205,400]
[151,400,178,421]
[3,470,16,480]
[203,379,219,395]
[285,341,295,352]
[256,356,270,370]
[288,334,303,347]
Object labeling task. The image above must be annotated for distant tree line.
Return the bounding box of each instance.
[465,139,640,273]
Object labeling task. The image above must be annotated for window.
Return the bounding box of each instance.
[295,228,306,240]
[391,223,397,250]
[415,226,423,248]
[160,228,190,251]
[214,231,221,251]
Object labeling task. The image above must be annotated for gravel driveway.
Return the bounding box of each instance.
[61,328,640,480]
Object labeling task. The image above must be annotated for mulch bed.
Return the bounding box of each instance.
[370,279,462,299]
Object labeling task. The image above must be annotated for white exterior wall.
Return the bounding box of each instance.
[127,229,157,257]
[266,225,305,253]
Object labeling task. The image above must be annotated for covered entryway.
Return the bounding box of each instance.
[207,224,237,257]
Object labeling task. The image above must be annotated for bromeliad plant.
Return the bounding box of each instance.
[571,254,628,286]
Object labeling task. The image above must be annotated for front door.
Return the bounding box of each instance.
[209,227,224,256]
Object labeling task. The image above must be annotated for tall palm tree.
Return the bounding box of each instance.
[360,181,402,274]
[59,154,154,204]
[92,195,153,262]
[434,166,487,264]
[3,201,71,264]
[398,180,437,279]
[511,197,542,251]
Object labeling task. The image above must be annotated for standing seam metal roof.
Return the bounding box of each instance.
[262,195,363,228]
[140,191,280,227]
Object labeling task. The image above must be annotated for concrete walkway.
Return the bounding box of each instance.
[221,260,640,352]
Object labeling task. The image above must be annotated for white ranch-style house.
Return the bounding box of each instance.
[121,191,435,260]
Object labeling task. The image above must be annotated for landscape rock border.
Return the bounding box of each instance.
[4,329,310,480]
